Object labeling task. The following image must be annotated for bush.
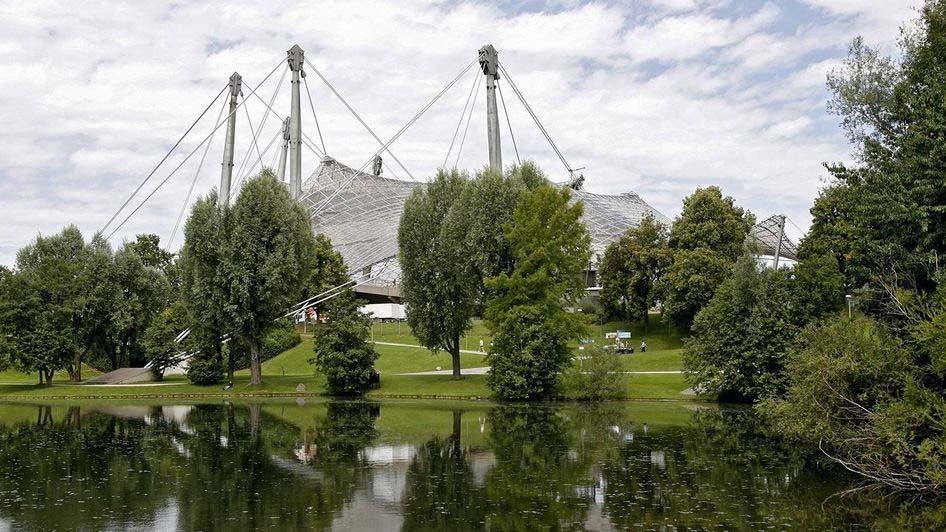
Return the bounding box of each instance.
[562,345,624,400]
[763,316,939,490]
[310,293,378,396]
[186,354,224,385]
[683,253,797,402]
[262,319,301,361]
[486,307,573,401]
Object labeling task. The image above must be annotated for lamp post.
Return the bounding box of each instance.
[845,294,853,319]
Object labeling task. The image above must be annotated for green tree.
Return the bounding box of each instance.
[310,291,379,396]
[398,169,475,378]
[598,214,670,322]
[5,226,115,382]
[792,252,845,323]
[179,191,229,381]
[683,253,797,402]
[664,187,754,328]
[106,241,171,369]
[141,300,189,380]
[305,233,349,297]
[225,171,316,385]
[485,184,591,400]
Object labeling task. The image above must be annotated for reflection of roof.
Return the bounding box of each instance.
[749,215,797,260]
[300,157,669,274]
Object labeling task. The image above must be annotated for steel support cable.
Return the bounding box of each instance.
[168,94,229,249]
[241,84,324,159]
[105,61,283,240]
[498,63,572,175]
[310,58,478,217]
[497,80,521,165]
[100,83,228,235]
[234,125,283,192]
[454,73,482,169]
[302,75,328,154]
[234,65,287,187]
[242,94,265,176]
[304,56,421,182]
[443,67,480,169]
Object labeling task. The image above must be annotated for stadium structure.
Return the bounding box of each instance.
[300,155,672,301]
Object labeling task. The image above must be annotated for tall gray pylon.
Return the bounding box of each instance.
[219,72,242,206]
[277,116,291,182]
[288,45,304,199]
[478,44,502,173]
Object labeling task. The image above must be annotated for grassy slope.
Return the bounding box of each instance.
[0,364,102,384]
[0,315,691,401]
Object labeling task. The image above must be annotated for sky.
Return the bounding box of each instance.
[0,0,922,266]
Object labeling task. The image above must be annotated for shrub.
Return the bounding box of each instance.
[562,345,624,400]
[310,293,378,396]
[186,354,224,385]
[683,253,797,402]
[262,319,301,360]
[486,307,573,401]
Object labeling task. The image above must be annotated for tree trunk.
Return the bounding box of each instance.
[44,368,55,386]
[72,351,82,382]
[451,334,462,379]
[249,337,262,385]
[451,410,462,455]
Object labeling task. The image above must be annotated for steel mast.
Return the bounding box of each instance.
[288,45,305,199]
[219,72,242,206]
[479,44,502,173]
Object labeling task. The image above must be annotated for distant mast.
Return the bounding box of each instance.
[219,72,242,206]
[479,44,502,173]
[288,44,305,199]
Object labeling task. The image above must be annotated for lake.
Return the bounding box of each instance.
[0,399,933,530]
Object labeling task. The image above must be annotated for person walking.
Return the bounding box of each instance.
[479,339,485,352]
[640,339,647,353]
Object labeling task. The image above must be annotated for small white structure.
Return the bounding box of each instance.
[360,303,406,321]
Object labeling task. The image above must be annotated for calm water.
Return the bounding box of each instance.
[0,399,934,531]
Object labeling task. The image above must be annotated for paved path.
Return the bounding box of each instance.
[373,341,486,355]
[395,368,683,376]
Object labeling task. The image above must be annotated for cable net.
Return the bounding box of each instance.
[301,157,671,281]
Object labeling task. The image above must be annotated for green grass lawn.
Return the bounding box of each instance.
[0,314,693,401]
[368,319,493,351]
[0,364,102,384]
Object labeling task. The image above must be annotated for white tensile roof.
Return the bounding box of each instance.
[300,157,670,276]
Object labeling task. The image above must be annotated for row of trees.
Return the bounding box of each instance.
[398,163,592,399]
[682,0,946,494]
[0,169,352,387]
[598,186,754,329]
[0,230,176,383]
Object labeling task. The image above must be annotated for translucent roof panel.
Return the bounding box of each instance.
[748,215,798,260]
[301,157,670,275]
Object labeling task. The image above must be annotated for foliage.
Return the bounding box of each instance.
[485,184,591,400]
[185,352,225,385]
[684,253,797,402]
[762,316,941,490]
[662,247,733,328]
[224,170,317,385]
[561,344,624,400]
[141,300,189,380]
[305,233,349,298]
[310,292,379,396]
[664,186,753,327]
[598,214,670,322]
[792,252,845,323]
[227,318,302,371]
[103,240,171,370]
[398,169,475,378]
[0,226,115,383]
[179,191,229,376]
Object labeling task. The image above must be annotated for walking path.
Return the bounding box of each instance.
[395,368,683,376]
[373,341,486,355]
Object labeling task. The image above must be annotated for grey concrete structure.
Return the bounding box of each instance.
[219,72,242,206]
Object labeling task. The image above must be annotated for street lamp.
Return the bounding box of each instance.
[845,294,853,318]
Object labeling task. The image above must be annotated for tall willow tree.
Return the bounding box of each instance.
[398,169,474,378]
[225,171,317,385]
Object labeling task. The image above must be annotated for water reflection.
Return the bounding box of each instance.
[0,400,935,530]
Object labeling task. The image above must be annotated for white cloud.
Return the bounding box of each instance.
[0,0,920,265]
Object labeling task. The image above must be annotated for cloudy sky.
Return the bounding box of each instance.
[0,0,921,265]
